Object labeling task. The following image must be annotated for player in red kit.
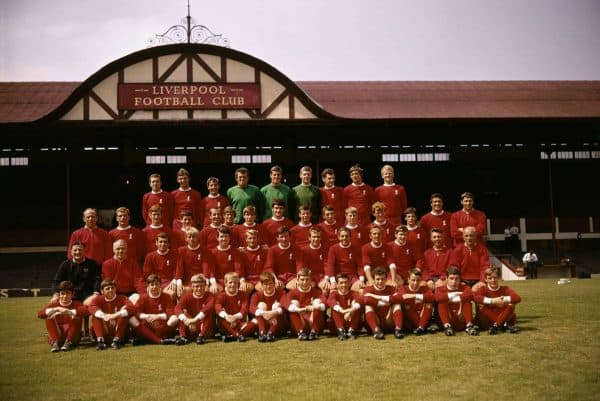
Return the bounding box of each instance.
[171,168,203,230]
[68,208,112,265]
[38,281,88,352]
[202,177,229,227]
[265,226,303,290]
[142,205,173,254]
[435,266,479,336]
[390,268,435,336]
[215,272,256,342]
[421,228,451,290]
[361,267,403,340]
[449,226,489,290]
[142,232,181,298]
[419,193,453,249]
[88,280,136,350]
[299,226,330,294]
[374,165,407,227]
[344,164,375,225]
[284,268,327,341]
[450,192,487,247]
[320,168,345,224]
[176,227,215,291]
[174,274,215,345]
[142,173,174,227]
[326,227,364,292]
[250,272,287,342]
[239,229,268,290]
[327,273,362,340]
[128,274,179,345]
[474,267,522,334]
[101,239,145,302]
[109,206,145,265]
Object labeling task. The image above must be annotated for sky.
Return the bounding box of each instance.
[1,0,599,82]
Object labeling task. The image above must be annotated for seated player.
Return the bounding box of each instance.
[435,266,479,336]
[128,274,179,345]
[390,268,435,336]
[101,239,145,303]
[421,228,451,290]
[283,268,327,341]
[327,273,362,340]
[142,232,181,299]
[208,227,251,293]
[290,205,313,248]
[250,272,287,342]
[38,281,88,352]
[174,274,215,345]
[240,229,268,291]
[299,226,331,294]
[326,226,364,292]
[361,267,403,340]
[362,226,393,286]
[449,226,489,291]
[88,279,136,350]
[265,226,302,290]
[215,272,256,342]
[176,227,215,292]
[474,267,522,334]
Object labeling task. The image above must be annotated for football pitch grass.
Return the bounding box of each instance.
[1,279,598,401]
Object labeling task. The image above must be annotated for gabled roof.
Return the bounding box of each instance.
[1,80,600,123]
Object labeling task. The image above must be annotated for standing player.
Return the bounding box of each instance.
[142,205,173,254]
[292,165,321,223]
[201,177,229,227]
[171,168,203,230]
[450,192,487,247]
[261,165,294,221]
[474,267,522,334]
[290,205,313,248]
[68,208,112,265]
[109,206,146,265]
[320,168,345,224]
[142,173,175,227]
[374,165,408,226]
[226,167,265,224]
[38,281,88,352]
[317,205,342,249]
[419,193,453,249]
[344,164,376,226]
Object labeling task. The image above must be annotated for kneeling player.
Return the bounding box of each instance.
[474,267,522,334]
[435,266,478,336]
[38,281,88,352]
[175,274,215,345]
[250,272,287,342]
[284,268,327,340]
[129,274,179,345]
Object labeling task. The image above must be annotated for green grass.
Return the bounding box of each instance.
[1,279,599,401]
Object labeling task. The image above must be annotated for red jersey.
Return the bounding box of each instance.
[449,243,489,282]
[262,217,294,246]
[386,240,422,281]
[320,186,345,223]
[142,224,173,254]
[233,222,270,248]
[240,246,268,282]
[142,190,175,227]
[361,242,389,275]
[142,249,179,284]
[374,183,407,226]
[421,246,451,280]
[344,183,376,225]
[450,209,487,246]
[368,220,396,243]
[474,284,522,306]
[406,226,428,259]
[176,245,215,284]
[208,245,247,281]
[68,227,112,264]
[171,187,203,229]
[290,223,313,248]
[316,221,342,249]
[215,290,250,316]
[265,243,302,278]
[326,242,362,279]
[284,287,326,309]
[250,289,285,315]
[198,224,222,250]
[102,257,145,295]
[89,294,135,316]
[109,225,146,264]
[175,292,215,317]
[327,289,360,310]
[300,244,328,280]
[419,211,453,249]
[135,292,175,317]
[201,194,229,227]
[38,299,88,322]
[345,224,370,247]
[435,283,474,312]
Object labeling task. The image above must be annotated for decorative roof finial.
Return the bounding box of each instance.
[148,1,230,47]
